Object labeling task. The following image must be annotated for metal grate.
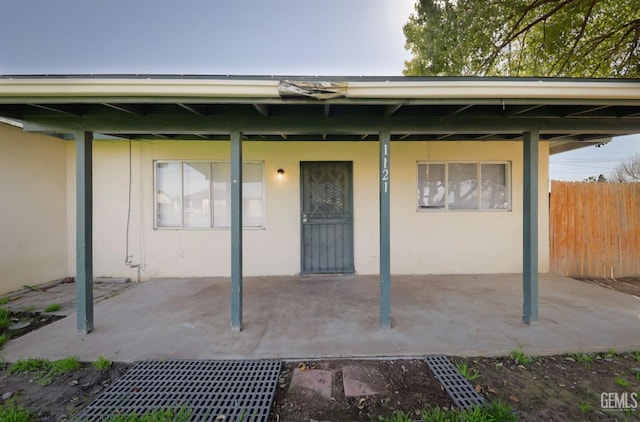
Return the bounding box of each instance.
[425,355,486,410]
[77,359,281,422]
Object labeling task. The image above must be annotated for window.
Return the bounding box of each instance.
[417,162,510,211]
[155,161,264,228]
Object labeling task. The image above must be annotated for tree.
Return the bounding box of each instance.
[609,153,640,182]
[403,0,640,77]
[584,174,607,182]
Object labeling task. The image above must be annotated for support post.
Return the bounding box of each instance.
[379,130,391,329]
[230,131,243,332]
[76,131,94,334]
[523,130,539,324]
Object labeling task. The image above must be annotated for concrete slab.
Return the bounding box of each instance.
[289,368,332,399]
[342,365,387,397]
[1,274,639,362]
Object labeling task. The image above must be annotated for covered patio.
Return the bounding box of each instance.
[2,274,639,362]
[2,76,640,335]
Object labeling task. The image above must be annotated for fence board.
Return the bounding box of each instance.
[550,181,640,277]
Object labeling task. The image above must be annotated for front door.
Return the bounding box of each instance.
[301,161,354,274]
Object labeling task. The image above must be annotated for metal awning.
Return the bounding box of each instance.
[1,75,639,153]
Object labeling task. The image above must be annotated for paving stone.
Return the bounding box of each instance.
[289,368,332,399]
[342,364,387,397]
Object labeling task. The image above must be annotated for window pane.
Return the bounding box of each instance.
[212,162,264,228]
[481,164,508,209]
[156,162,181,227]
[183,162,211,228]
[448,163,478,210]
[212,162,231,228]
[417,163,446,209]
[243,163,263,227]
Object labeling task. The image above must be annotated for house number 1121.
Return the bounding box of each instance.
[382,144,389,193]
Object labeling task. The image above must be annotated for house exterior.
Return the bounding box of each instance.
[1,76,639,332]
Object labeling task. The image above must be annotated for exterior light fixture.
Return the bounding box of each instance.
[277,168,285,177]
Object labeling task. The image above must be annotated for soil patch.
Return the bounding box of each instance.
[0,362,131,421]
[1,311,64,342]
[270,359,454,421]
[576,277,640,298]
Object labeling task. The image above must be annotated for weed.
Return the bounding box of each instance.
[100,407,191,422]
[0,400,35,422]
[48,356,81,376]
[421,401,518,421]
[44,303,61,313]
[20,305,35,313]
[0,307,10,330]
[631,368,640,380]
[510,348,533,365]
[94,355,113,370]
[456,361,480,382]
[0,296,9,305]
[568,353,594,363]
[615,377,632,388]
[0,334,8,348]
[8,358,50,375]
[382,411,413,422]
[578,400,592,413]
[22,285,40,292]
[632,351,640,362]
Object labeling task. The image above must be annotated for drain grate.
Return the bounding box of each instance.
[77,359,281,422]
[425,355,486,410]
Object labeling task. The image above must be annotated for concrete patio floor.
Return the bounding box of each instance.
[2,274,639,362]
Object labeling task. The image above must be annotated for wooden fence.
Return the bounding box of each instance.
[550,181,640,278]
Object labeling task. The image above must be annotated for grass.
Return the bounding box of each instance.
[44,303,61,312]
[20,305,35,313]
[0,307,10,330]
[8,356,81,384]
[0,400,35,422]
[568,352,594,363]
[0,296,9,305]
[21,285,40,292]
[100,408,191,422]
[455,361,480,382]
[578,400,592,413]
[420,401,518,421]
[382,411,413,422]
[0,333,8,348]
[93,355,112,370]
[632,351,640,362]
[510,348,533,365]
[614,377,632,388]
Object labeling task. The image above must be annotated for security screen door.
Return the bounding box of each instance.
[300,161,354,274]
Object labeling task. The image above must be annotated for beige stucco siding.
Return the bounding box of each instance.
[66,139,549,279]
[0,124,68,293]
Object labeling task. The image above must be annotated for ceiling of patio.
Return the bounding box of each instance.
[1,75,639,154]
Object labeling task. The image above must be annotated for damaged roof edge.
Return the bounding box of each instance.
[0,76,639,101]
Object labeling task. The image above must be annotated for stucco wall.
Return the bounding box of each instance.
[0,124,68,293]
[66,139,550,279]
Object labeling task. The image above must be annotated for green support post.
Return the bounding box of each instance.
[230,131,243,332]
[76,131,94,334]
[379,130,391,329]
[523,130,539,324]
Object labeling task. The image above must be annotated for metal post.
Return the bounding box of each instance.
[76,131,94,334]
[523,130,539,324]
[379,130,391,329]
[230,131,243,332]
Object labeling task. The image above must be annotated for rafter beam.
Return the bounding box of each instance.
[505,104,544,116]
[27,103,79,116]
[446,104,473,116]
[253,104,269,117]
[385,104,402,117]
[101,103,145,116]
[566,105,610,117]
[177,103,207,116]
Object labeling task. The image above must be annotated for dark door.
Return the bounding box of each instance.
[301,161,354,274]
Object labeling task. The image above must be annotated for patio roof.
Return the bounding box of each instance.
[1,75,640,153]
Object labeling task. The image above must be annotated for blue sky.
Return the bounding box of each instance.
[1,0,638,180]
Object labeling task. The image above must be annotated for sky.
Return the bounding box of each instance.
[0,0,638,180]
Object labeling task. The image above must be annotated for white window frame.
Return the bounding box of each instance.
[154,160,265,229]
[416,161,512,212]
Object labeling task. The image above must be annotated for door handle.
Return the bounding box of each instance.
[302,214,308,223]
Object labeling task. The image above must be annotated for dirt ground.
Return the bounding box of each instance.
[0,277,639,421]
